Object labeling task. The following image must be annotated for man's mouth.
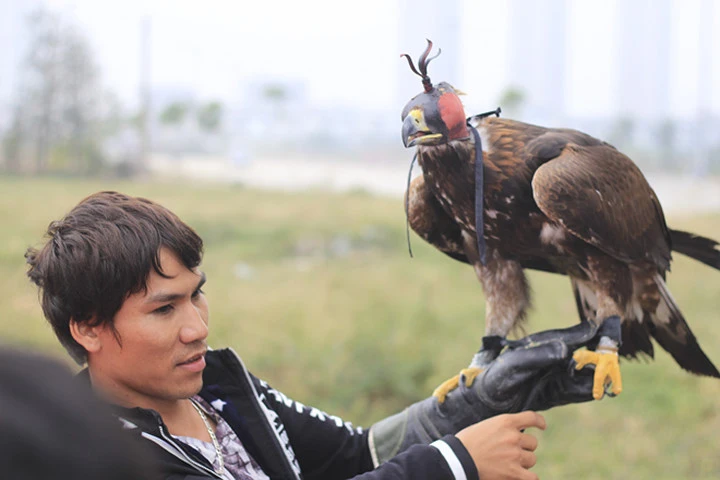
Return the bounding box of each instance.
[177,352,207,372]
[179,353,203,365]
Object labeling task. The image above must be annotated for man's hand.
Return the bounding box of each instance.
[456,411,546,480]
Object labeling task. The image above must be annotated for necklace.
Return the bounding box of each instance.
[190,398,225,475]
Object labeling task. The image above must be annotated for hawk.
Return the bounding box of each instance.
[400,40,720,401]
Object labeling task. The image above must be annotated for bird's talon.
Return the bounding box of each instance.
[461,367,484,388]
[432,367,484,403]
[432,375,460,403]
[572,349,598,370]
[572,349,622,400]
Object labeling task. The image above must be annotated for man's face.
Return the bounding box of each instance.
[86,248,209,409]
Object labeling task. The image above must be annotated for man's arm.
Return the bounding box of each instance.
[256,376,477,480]
[258,321,601,480]
[255,377,376,479]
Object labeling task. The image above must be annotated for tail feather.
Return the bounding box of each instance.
[650,273,720,378]
[670,229,720,270]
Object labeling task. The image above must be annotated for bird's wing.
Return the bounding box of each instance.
[406,174,469,264]
[531,143,672,269]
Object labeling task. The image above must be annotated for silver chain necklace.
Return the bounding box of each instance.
[190,398,225,475]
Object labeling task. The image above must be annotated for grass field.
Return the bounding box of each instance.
[1,175,719,479]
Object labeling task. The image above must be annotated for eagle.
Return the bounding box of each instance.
[400,40,720,402]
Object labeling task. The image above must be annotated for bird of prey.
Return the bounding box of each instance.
[400,40,720,401]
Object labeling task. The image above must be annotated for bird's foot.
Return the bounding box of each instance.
[432,367,484,403]
[573,339,622,400]
[433,336,505,403]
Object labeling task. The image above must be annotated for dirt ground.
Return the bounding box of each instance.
[148,154,720,214]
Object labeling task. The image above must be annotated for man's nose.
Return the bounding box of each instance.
[179,302,208,344]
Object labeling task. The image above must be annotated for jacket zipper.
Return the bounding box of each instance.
[128,414,223,479]
[228,347,302,480]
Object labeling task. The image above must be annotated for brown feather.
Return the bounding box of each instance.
[408,112,719,376]
[406,175,467,263]
[532,143,672,269]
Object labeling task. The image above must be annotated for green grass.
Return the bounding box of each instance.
[1,175,719,479]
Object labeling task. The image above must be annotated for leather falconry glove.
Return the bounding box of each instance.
[369,319,613,465]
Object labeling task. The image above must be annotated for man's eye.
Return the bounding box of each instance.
[192,288,204,298]
[153,304,174,315]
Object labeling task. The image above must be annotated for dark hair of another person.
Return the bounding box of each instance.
[0,347,155,479]
[25,191,204,364]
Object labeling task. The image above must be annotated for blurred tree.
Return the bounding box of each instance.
[55,24,103,173]
[24,10,63,173]
[156,100,224,156]
[263,84,288,122]
[159,102,190,127]
[2,106,25,172]
[157,101,191,157]
[196,101,223,133]
[263,85,287,102]
[2,8,112,175]
[498,86,526,118]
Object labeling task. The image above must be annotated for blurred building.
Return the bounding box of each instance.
[693,0,717,174]
[614,0,672,122]
[505,0,567,124]
[609,0,719,172]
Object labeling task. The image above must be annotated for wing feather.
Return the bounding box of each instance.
[406,175,468,264]
[531,144,672,269]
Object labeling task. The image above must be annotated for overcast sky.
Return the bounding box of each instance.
[4,0,719,119]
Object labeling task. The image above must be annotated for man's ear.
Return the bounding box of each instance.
[69,319,103,354]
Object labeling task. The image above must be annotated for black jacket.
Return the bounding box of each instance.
[84,348,477,480]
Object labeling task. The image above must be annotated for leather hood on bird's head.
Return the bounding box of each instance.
[401,81,469,143]
[400,81,455,119]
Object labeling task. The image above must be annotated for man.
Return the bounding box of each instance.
[26,191,599,480]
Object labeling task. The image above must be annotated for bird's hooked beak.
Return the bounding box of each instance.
[402,108,442,148]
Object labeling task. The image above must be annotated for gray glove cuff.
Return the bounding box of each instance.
[369,381,494,466]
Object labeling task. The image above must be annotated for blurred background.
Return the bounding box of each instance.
[1,0,719,186]
[1,0,720,478]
